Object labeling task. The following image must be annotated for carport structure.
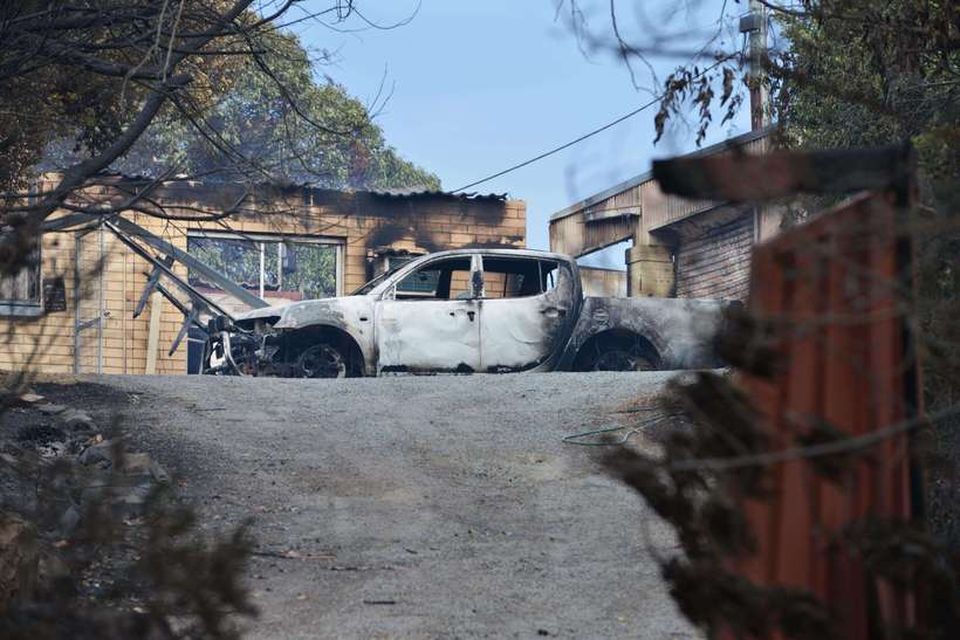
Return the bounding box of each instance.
[548,129,781,300]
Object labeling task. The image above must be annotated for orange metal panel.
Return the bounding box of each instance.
[728,191,917,638]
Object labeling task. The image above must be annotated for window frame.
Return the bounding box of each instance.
[185,230,344,299]
[478,256,560,301]
[380,254,481,302]
[388,255,475,301]
[0,241,42,317]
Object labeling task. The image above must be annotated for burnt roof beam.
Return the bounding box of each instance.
[652,144,914,203]
[108,217,269,310]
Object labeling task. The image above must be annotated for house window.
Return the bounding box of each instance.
[185,231,342,316]
[0,243,42,316]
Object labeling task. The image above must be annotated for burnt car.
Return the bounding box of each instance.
[202,248,725,377]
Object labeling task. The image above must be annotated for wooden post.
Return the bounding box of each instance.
[145,291,162,374]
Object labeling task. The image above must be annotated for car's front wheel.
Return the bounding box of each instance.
[294,342,348,378]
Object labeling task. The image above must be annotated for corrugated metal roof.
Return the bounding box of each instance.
[84,173,510,204]
[300,187,508,208]
[363,187,509,202]
[316,188,508,204]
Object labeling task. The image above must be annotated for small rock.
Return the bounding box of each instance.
[18,392,44,404]
[78,440,115,467]
[59,505,81,536]
[59,409,95,432]
[37,403,67,416]
[38,441,68,459]
[150,461,170,484]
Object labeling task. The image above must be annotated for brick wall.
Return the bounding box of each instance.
[672,206,754,301]
[0,182,526,375]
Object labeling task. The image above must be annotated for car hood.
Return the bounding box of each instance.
[234,298,335,322]
[234,296,373,331]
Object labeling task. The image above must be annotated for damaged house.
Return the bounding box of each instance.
[550,129,783,300]
[0,176,525,375]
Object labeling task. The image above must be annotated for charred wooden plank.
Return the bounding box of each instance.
[652,144,913,201]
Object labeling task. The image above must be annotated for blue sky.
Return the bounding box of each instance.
[294,1,751,255]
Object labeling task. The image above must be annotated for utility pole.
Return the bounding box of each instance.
[739,0,769,131]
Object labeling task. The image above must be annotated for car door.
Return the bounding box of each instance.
[374,255,482,373]
[477,255,575,372]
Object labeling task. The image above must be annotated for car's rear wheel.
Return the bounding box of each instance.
[575,332,660,372]
[592,344,656,371]
[295,343,348,378]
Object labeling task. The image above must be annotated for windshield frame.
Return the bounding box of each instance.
[350,268,396,295]
[349,253,433,296]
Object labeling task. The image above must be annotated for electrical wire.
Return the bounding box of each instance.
[562,410,674,446]
[449,57,729,194]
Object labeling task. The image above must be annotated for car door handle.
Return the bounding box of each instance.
[449,310,477,321]
[541,307,566,318]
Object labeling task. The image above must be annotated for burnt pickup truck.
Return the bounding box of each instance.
[202,248,725,377]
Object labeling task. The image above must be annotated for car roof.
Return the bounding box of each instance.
[417,247,570,262]
[362,247,573,297]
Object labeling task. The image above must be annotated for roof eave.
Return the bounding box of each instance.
[549,127,772,223]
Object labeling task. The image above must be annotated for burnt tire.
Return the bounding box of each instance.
[294,342,349,378]
[576,333,659,372]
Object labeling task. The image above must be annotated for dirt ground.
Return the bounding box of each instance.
[47,371,697,640]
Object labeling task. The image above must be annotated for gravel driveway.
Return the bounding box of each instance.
[91,371,695,639]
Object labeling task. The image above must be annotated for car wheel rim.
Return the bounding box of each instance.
[297,345,346,378]
[594,349,654,372]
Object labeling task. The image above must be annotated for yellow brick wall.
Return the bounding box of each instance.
[0,186,526,375]
[1,229,78,374]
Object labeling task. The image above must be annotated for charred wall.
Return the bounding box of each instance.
[667,206,754,301]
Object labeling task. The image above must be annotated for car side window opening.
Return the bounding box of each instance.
[480,257,560,299]
[542,262,559,292]
[393,257,473,300]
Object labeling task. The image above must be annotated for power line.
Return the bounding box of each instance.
[449,58,728,194]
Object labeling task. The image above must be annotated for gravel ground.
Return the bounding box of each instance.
[75,371,696,640]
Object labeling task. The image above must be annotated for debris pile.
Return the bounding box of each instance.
[0,387,255,639]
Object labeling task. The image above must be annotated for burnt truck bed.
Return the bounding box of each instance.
[558,296,725,372]
[202,248,728,378]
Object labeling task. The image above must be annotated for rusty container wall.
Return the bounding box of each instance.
[727,190,919,638]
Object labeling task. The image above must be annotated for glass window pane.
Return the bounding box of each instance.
[187,235,338,314]
[276,242,337,301]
